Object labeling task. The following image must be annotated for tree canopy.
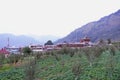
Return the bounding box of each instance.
[44,40,53,45]
[22,47,32,55]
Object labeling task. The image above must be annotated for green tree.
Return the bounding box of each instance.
[22,47,32,56]
[0,54,5,67]
[107,38,112,44]
[98,39,106,46]
[44,40,53,45]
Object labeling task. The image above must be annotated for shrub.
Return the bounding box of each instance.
[54,54,61,61]
[60,47,70,55]
[35,52,43,60]
[24,59,36,80]
[0,54,5,67]
[93,46,104,58]
[22,47,32,56]
[72,62,83,80]
[109,45,117,56]
[83,46,104,66]
[83,47,94,66]
[69,49,75,57]
[8,54,21,64]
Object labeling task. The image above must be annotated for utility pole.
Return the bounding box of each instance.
[76,30,77,42]
[7,37,9,47]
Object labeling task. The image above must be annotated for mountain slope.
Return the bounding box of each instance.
[56,9,120,43]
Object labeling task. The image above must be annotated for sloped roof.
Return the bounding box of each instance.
[0,48,10,54]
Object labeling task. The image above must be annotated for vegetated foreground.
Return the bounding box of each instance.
[0,42,120,80]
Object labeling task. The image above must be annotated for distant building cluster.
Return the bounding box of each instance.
[57,37,93,48]
[0,37,94,56]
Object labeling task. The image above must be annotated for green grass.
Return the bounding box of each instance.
[0,64,13,72]
[0,67,24,80]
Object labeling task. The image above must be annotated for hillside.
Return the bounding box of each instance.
[56,9,120,43]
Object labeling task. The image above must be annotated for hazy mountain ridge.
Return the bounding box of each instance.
[55,9,120,43]
[0,33,59,48]
[0,33,40,48]
[29,35,60,44]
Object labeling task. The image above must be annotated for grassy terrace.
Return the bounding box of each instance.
[0,44,120,80]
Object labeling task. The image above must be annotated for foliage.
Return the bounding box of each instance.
[22,47,32,56]
[0,44,120,80]
[24,59,36,80]
[72,62,83,80]
[0,64,12,72]
[0,54,5,67]
[34,52,43,60]
[44,40,53,45]
[107,38,112,44]
[0,68,24,80]
[7,54,22,64]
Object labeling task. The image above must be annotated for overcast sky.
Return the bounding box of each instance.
[0,0,120,37]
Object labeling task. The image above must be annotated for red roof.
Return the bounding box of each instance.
[80,37,90,42]
[0,48,10,54]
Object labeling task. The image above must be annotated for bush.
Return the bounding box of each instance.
[54,54,61,61]
[22,47,32,56]
[24,59,36,80]
[83,46,104,66]
[34,52,43,60]
[0,54,5,67]
[72,62,83,79]
[8,54,21,64]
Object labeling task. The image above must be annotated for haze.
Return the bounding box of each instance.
[0,0,120,37]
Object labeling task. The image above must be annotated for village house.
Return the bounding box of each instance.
[44,45,56,51]
[80,37,93,46]
[0,48,10,58]
[56,37,93,49]
[29,44,44,52]
[5,46,21,54]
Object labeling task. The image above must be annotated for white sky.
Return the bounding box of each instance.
[0,0,120,37]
